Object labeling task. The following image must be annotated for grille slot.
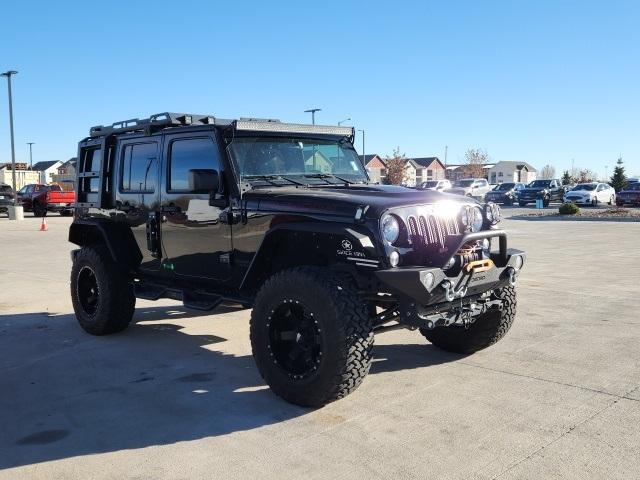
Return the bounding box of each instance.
[407,213,459,248]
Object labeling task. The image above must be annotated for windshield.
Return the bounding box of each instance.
[572,183,596,191]
[627,183,640,191]
[495,183,515,191]
[422,181,439,188]
[454,180,474,187]
[527,180,551,188]
[0,185,12,193]
[228,136,368,181]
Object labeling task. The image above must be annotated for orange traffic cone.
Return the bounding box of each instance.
[39,217,48,231]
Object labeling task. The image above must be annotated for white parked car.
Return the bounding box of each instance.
[418,179,452,192]
[563,182,616,206]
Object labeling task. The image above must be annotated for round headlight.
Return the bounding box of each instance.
[460,205,483,232]
[485,202,501,225]
[470,206,483,232]
[381,214,400,243]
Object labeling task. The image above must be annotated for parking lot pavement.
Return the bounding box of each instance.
[1,215,639,479]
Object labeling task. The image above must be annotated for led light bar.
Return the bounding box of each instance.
[234,120,354,137]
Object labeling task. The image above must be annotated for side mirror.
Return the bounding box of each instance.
[188,169,219,194]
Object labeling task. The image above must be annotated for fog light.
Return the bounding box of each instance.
[389,251,400,267]
[514,255,524,270]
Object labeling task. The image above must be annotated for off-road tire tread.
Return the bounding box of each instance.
[419,286,516,354]
[250,267,373,407]
[70,245,135,335]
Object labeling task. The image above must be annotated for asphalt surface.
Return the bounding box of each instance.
[1,213,639,479]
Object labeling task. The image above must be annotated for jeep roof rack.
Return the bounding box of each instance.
[89,112,230,138]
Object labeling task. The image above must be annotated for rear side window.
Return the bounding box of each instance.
[81,148,102,173]
[121,143,157,192]
[168,137,220,192]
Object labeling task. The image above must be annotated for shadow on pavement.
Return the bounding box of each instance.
[0,306,458,470]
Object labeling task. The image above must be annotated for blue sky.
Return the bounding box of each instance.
[0,0,638,177]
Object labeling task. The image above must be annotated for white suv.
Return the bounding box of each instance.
[445,178,492,200]
[419,179,452,192]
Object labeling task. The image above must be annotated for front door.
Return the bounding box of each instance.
[159,132,232,282]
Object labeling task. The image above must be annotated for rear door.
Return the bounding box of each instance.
[114,137,162,273]
[159,132,232,281]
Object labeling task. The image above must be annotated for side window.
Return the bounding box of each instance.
[168,137,221,193]
[121,142,157,192]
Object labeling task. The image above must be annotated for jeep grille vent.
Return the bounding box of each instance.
[406,214,460,249]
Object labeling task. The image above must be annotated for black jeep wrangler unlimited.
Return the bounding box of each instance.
[69,113,525,407]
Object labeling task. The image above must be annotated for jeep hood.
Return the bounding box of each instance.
[244,184,474,218]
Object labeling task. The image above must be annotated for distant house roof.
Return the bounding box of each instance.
[32,160,62,171]
[359,154,382,164]
[491,161,537,172]
[409,157,445,169]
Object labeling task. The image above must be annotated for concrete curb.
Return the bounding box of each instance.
[508,215,640,223]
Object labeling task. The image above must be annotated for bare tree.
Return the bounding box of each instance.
[384,147,408,185]
[578,169,597,183]
[539,164,556,179]
[463,148,489,178]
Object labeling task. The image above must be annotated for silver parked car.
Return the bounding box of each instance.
[444,178,492,201]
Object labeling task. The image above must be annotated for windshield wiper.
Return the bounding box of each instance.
[243,175,307,187]
[304,173,361,185]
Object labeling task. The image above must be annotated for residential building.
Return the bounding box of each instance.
[51,158,78,184]
[0,163,40,190]
[32,160,63,184]
[445,163,495,181]
[410,157,446,185]
[488,161,537,184]
[359,154,387,183]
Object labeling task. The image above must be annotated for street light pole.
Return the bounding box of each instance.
[304,108,321,125]
[1,70,18,205]
[357,129,365,162]
[27,142,35,169]
[338,117,351,126]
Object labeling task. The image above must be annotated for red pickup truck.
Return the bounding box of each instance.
[17,183,75,217]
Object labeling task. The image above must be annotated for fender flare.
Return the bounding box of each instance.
[69,220,143,269]
[240,222,381,290]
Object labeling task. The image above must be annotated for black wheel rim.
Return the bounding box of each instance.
[267,300,322,379]
[77,266,99,316]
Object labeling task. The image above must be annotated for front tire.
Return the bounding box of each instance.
[420,286,516,354]
[70,245,135,335]
[250,267,374,407]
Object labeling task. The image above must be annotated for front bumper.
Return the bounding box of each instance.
[376,249,524,306]
[375,229,525,306]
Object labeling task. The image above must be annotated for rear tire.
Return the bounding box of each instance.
[420,286,517,354]
[250,267,373,407]
[70,245,135,335]
[33,202,47,217]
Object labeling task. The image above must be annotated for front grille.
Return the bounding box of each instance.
[406,213,460,249]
